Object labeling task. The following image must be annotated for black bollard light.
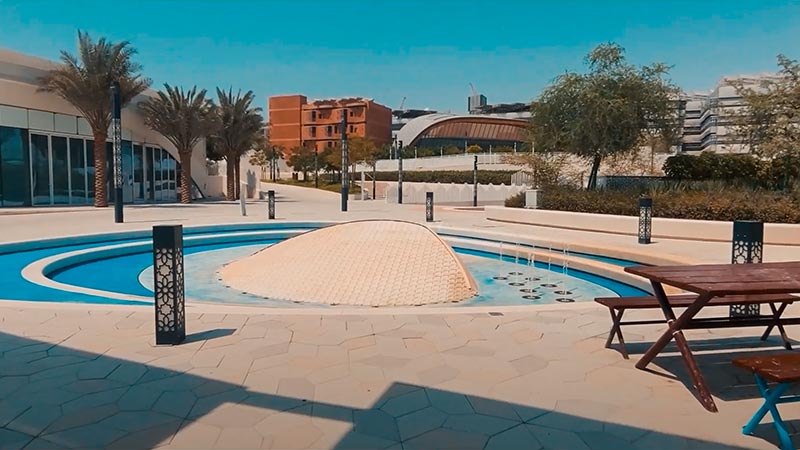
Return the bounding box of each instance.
[730,220,764,318]
[267,190,275,220]
[638,197,652,244]
[426,192,434,222]
[153,225,186,345]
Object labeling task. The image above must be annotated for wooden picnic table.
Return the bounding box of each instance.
[624,261,800,412]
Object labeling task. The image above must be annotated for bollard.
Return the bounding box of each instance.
[730,220,764,318]
[267,190,275,220]
[638,197,652,244]
[152,225,186,345]
[426,192,434,222]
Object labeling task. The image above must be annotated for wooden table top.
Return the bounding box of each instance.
[625,262,800,296]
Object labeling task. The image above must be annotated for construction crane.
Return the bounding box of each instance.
[398,96,406,111]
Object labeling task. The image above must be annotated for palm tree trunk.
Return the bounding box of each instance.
[179,151,192,204]
[226,156,235,201]
[92,131,108,207]
[234,156,241,200]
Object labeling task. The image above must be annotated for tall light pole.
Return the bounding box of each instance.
[341,109,348,212]
[314,147,319,188]
[397,140,404,204]
[473,154,478,207]
[111,81,123,223]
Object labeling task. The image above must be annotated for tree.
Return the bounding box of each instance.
[466,144,483,154]
[287,146,315,180]
[139,85,217,203]
[213,89,265,200]
[530,43,681,189]
[733,55,800,160]
[39,31,151,207]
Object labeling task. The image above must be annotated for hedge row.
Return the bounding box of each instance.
[372,170,516,185]
[663,153,800,189]
[505,187,800,223]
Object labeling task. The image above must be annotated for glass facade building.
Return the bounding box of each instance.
[0,125,179,207]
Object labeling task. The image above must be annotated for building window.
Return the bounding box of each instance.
[310,111,317,121]
[327,141,333,148]
[349,110,354,117]
[310,127,316,137]
[349,125,355,133]
[326,126,332,137]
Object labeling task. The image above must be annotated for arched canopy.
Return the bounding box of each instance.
[396,114,528,149]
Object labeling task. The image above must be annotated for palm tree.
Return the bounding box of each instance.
[39,31,150,207]
[213,89,265,200]
[139,85,217,203]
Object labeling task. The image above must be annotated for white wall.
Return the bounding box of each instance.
[485,206,800,246]
[382,182,527,205]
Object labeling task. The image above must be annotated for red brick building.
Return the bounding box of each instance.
[268,95,392,154]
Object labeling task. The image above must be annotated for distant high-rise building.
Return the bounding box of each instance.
[468,94,487,114]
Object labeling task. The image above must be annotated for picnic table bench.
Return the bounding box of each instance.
[621,261,800,412]
[596,293,798,359]
[733,353,800,450]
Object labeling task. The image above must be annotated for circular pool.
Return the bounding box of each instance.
[1,222,648,307]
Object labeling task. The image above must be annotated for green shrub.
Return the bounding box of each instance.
[505,192,525,207]
[373,170,515,185]
[509,186,800,223]
[664,153,762,181]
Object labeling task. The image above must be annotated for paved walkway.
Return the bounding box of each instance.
[0,184,798,449]
[0,304,792,449]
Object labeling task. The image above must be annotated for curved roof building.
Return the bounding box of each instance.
[395,113,529,149]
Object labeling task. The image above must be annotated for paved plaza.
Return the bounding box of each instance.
[0,184,799,449]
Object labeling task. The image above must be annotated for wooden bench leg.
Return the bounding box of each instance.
[743,374,796,450]
[761,303,793,350]
[605,309,629,359]
[637,282,718,412]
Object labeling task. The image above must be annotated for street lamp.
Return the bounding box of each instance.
[341,109,348,212]
[110,81,123,223]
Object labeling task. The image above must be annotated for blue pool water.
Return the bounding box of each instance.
[0,223,649,306]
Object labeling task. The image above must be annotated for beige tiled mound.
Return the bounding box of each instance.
[219,220,478,306]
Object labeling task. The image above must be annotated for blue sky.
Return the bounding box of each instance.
[1,0,799,115]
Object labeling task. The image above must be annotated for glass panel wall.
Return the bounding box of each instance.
[30,134,50,205]
[145,146,155,201]
[133,144,144,202]
[69,138,86,204]
[0,126,184,207]
[122,140,133,203]
[0,126,30,207]
[153,148,162,202]
[51,136,69,205]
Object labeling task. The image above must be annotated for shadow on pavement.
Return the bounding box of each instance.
[0,331,758,449]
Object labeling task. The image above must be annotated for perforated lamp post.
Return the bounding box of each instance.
[341,109,349,212]
[730,220,764,318]
[110,81,123,223]
[152,225,186,345]
[638,197,653,244]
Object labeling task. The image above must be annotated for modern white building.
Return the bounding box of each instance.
[0,48,222,208]
[679,74,781,153]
